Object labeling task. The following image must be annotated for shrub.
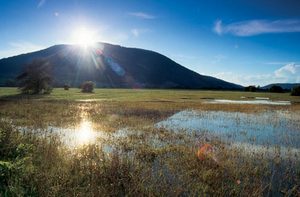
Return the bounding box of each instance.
[64,84,70,90]
[291,86,300,96]
[81,81,95,93]
[269,85,284,93]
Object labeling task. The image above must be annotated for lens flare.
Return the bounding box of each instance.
[95,48,125,76]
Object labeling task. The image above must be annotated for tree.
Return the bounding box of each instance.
[17,59,53,94]
[244,86,257,92]
[269,85,284,93]
[81,81,95,93]
[291,86,300,96]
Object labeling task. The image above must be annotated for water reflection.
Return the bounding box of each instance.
[205,99,291,105]
[16,119,132,150]
[75,120,98,146]
[17,119,105,148]
[156,110,300,148]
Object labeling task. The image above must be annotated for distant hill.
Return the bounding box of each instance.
[262,83,300,90]
[0,42,242,89]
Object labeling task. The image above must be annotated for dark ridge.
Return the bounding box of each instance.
[0,42,243,89]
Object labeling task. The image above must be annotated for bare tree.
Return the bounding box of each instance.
[17,59,53,94]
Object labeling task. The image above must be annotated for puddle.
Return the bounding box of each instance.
[240,97,269,100]
[255,97,269,100]
[18,120,105,146]
[16,120,135,152]
[205,99,291,105]
[14,109,300,158]
[156,110,300,150]
[76,99,105,102]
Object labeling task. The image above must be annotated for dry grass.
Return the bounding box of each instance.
[1,89,300,196]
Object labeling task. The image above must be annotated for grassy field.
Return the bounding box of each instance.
[0,88,300,196]
[1,87,300,102]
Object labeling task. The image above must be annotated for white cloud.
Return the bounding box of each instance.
[128,12,156,19]
[274,63,300,79]
[213,19,300,36]
[130,28,150,37]
[0,41,44,59]
[213,20,223,35]
[37,0,46,8]
[212,63,300,86]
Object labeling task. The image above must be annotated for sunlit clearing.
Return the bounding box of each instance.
[71,27,97,48]
[76,120,97,145]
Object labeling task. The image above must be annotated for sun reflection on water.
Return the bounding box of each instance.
[75,120,97,146]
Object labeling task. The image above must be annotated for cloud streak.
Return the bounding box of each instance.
[37,0,46,8]
[214,19,300,36]
[128,12,155,19]
[213,63,300,86]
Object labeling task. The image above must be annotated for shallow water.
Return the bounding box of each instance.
[76,99,105,102]
[17,120,136,153]
[156,110,300,149]
[205,99,291,105]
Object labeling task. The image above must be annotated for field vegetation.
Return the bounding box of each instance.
[0,88,300,196]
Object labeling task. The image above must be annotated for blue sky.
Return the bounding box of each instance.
[1,0,300,86]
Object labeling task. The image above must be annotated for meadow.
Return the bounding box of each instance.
[0,88,300,196]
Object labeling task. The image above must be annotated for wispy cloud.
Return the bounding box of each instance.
[274,63,300,79]
[37,0,46,8]
[131,28,150,37]
[214,20,223,35]
[213,63,300,86]
[0,41,44,59]
[128,12,156,19]
[214,19,300,36]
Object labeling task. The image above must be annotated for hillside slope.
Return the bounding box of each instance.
[0,42,242,89]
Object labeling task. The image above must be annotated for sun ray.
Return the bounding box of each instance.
[71,27,96,48]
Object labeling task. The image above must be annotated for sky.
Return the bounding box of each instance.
[0,0,300,86]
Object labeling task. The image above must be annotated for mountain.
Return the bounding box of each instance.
[0,42,242,89]
[262,83,300,90]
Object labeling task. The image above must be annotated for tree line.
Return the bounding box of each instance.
[244,85,300,95]
[10,58,300,96]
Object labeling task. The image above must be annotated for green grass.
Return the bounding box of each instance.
[0,87,300,196]
[1,87,300,102]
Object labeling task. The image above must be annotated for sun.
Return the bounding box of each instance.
[71,27,96,47]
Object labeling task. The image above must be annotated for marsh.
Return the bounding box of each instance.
[1,88,300,196]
